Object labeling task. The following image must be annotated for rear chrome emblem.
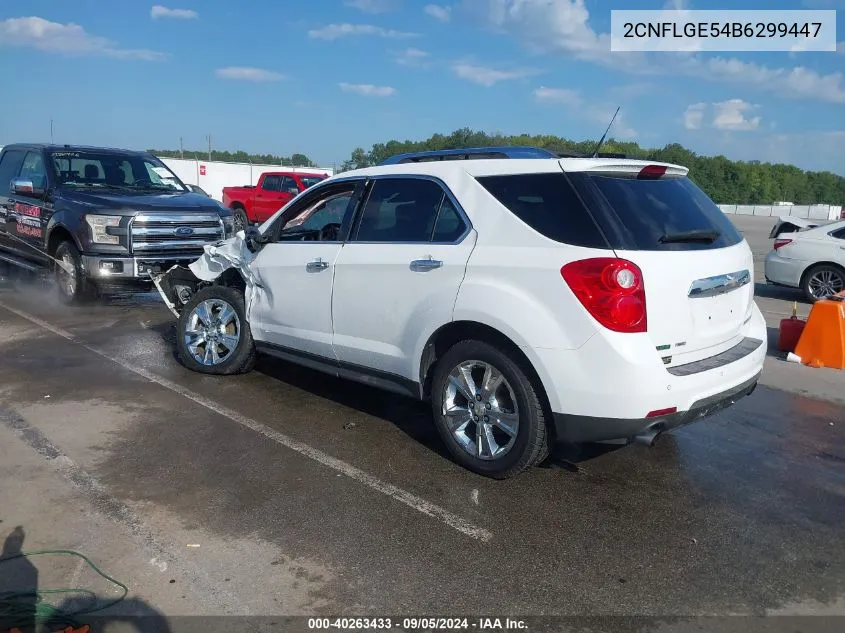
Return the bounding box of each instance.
[688,270,750,298]
[174,226,194,236]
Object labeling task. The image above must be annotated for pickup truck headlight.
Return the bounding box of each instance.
[222,215,235,238]
[85,214,121,245]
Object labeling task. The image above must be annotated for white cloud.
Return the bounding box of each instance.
[151,5,198,19]
[711,99,761,131]
[696,57,845,105]
[683,103,706,130]
[533,86,582,106]
[452,63,539,86]
[424,4,452,22]
[533,87,637,138]
[339,82,397,96]
[344,0,401,13]
[215,67,283,82]
[0,16,165,60]
[683,99,762,131]
[396,47,431,66]
[458,0,845,105]
[308,23,418,40]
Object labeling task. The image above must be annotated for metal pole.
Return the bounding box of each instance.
[50,119,54,144]
[207,135,211,162]
[180,137,184,159]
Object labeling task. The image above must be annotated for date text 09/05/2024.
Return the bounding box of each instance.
[307,617,528,630]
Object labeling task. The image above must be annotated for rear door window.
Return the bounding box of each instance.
[568,172,743,251]
[353,178,445,243]
[476,173,608,248]
[262,175,281,192]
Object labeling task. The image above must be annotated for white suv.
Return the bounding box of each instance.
[155,147,768,479]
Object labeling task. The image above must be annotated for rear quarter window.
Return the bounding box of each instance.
[475,173,608,249]
[568,173,744,251]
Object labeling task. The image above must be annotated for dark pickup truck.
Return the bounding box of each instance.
[0,143,235,303]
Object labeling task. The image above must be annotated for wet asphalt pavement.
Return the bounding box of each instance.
[0,217,844,624]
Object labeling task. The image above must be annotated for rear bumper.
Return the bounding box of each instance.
[528,301,768,441]
[551,371,761,443]
[764,250,803,288]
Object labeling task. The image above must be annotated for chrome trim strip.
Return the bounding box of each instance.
[134,213,222,223]
[688,269,751,298]
[133,226,221,237]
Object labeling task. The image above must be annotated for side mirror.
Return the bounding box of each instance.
[287,187,299,196]
[244,225,269,253]
[12,177,45,198]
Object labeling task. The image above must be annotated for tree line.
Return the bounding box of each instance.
[339,128,845,206]
[149,148,315,168]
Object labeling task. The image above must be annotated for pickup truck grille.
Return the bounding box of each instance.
[129,213,224,257]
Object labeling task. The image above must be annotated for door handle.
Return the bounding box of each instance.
[410,257,443,272]
[306,257,329,272]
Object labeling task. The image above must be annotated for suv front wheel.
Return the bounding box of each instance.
[176,285,257,375]
[430,340,550,479]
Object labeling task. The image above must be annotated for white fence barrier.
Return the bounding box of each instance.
[718,204,843,221]
[159,157,334,202]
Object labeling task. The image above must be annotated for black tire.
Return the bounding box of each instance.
[175,285,256,375]
[53,241,95,305]
[430,339,549,479]
[232,207,250,233]
[802,263,845,303]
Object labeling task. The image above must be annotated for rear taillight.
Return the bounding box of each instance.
[561,258,647,333]
[637,165,667,180]
[773,239,792,250]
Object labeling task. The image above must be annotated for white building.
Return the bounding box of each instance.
[159,157,334,202]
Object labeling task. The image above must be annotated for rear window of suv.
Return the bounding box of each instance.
[476,173,608,249]
[478,170,743,252]
[568,172,744,251]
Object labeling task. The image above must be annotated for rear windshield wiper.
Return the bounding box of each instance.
[658,230,721,244]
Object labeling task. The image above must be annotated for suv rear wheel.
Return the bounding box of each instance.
[176,285,256,375]
[430,340,549,479]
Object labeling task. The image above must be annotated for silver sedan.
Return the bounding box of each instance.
[764,217,845,302]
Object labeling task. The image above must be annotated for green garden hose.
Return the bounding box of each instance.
[0,549,128,629]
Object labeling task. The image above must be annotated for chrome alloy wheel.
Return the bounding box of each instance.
[808,268,844,299]
[442,360,520,461]
[184,299,241,366]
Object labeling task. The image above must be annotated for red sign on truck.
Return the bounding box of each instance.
[200,164,206,176]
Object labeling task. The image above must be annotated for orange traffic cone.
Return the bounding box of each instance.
[793,295,845,369]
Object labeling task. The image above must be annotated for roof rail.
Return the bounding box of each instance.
[379,146,559,165]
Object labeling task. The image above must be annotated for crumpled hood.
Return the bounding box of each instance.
[153,231,262,318]
[188,232,261,288]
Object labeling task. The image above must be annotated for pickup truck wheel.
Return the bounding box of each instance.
[232,208,249,233]
[430,340,549,479]
[54,241,94,304]
[176,285,256,375]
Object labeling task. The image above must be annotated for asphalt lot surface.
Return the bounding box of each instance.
[1,215,843,628]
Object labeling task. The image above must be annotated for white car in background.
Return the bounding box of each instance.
[155,146,767,479]
[764,218,845,302]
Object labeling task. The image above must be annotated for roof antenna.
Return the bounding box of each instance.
[590,106,620,158]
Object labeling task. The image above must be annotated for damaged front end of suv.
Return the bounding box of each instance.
[152,227,269,317]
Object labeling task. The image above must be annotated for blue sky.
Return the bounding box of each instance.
[0,0,843,174]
